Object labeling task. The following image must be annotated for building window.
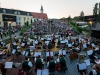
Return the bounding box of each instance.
[18,12,20,15]
[24,17,26,21]
[16,22,21,25]
[3,10,6,13]
[16,22,19,25]
[28,18,29,20]
[27,13,29,16]
[19,17,21,21]
[14,11,17,14]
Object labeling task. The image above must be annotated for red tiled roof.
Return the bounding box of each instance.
[31,12,48,20]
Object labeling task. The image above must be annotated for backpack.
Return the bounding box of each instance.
[17,68,24,75]
[55,63,61,72]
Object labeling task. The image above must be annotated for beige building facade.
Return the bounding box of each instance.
[0,8,33,28]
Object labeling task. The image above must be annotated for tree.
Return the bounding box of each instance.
[31,18,33,24]
[26,21,29,26]
[60,17,68,21]
[98,3,100,22]
[93,3,98,15]
[79,11,84,21]
[74,16,80,21]
[68,15,71,22]
[24,22,26,25]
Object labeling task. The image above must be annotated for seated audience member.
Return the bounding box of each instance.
[77,63,87,75]
[22,57,33,72]
[92,64,100,75]
[59,55,66,68]
[48,42,52,49]
[0,40,4,47]
[0,59,7,75]
[47,57,56,74]
[22,39,27,47]
[76,46,80,52]
[89,68,97,75]
[43,43,47,49]
[14,36,18,43]
[29,44,35,51]
[94,46,99,53]
[35,55,43,69]
[83,42,87,50]
[89,52,96,61]
[91,43,95,49]
[72,46,77,52]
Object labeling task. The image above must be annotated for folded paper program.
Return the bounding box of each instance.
[37,69,49,75]
[87,50,93,55]
[34,52,41,57]
[42,69,49,75]
[46,52,53,56]
[59,50,66,55]
[22,51,26,55]
[21,43,25,46]
[68,44,72,47]
[37,70,42,75]
[84,59,90,66]
[78,63,87,70]
[60,41,65,43]
[41,38,44,40]
[12,49,16,54]
[25,52,29,56]
[47,38,51,40]
[5,62,13,68]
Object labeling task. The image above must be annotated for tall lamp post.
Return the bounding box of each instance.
[88,21,93,37]
[8,21,12,39]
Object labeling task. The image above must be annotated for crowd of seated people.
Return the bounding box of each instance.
[0,30,100,75]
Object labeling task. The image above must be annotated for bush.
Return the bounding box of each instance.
[29,35,34,39]
[3,38,12,45]
[20,24,32,35]
[69,21,89,34]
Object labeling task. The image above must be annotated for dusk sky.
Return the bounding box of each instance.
[0,0,100,19]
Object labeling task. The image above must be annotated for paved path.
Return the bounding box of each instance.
[0,31,22,40]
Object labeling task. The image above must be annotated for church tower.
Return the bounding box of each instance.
[40,5,43,13]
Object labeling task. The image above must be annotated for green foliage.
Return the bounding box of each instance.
[98,14,100,22]
[68,15,71,22]
[31,18,33,24]
[20,24,32,35]
[93,3,98,15]
[24,22,26,25]
[69,21,89,34]
[27,21,29,26]
[79,11,84,21]
[3,38,12,45]
[74,16,80,21]
[29,35,34,39]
